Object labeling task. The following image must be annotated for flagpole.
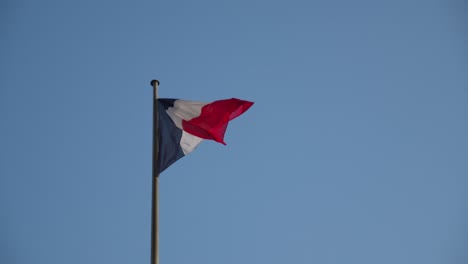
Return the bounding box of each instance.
[150,79,160,264]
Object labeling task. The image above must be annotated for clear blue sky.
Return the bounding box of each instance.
[1,0,467,263]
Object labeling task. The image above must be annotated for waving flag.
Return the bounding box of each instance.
[157,98,254,173]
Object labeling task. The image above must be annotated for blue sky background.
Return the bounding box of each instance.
[1,0,467,263]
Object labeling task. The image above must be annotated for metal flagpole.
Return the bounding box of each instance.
[150,79,160,264]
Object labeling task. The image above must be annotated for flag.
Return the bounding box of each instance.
[157,98,254,173]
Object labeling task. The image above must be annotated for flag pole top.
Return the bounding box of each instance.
[150,80,160,87]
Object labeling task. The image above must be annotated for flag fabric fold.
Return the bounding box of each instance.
[157,98,254,173]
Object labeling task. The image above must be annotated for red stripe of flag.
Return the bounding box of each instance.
[181,98,254,145]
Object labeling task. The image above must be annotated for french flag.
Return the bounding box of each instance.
[157,98,254,173]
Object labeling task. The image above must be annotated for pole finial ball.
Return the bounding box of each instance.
[150,80,160,87]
